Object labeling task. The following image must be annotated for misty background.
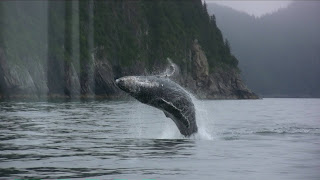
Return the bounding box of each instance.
[207,1,320,97]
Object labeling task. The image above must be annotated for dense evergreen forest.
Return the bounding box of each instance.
[50,0,238,70]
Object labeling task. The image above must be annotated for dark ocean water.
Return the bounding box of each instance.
[0,98,319,180]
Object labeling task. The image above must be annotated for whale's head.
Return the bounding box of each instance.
[115,76,160,99]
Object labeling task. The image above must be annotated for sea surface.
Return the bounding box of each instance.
[0,98,319,180]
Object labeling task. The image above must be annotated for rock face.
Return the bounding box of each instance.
[191,39,209,86]
[0,48,48,97]
[206,68,258,99]
[94,59,118,96]
[175,40,258,99]
[64,63,81,97]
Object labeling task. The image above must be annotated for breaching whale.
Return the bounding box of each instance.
[115,75,198,137]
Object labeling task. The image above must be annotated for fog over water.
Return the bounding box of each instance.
[207,1,292,17]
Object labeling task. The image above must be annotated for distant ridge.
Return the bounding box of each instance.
[207,2,320,97]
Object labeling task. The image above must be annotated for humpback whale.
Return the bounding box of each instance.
[115,75,198,137]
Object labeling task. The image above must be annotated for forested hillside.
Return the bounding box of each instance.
[0,0,257,99]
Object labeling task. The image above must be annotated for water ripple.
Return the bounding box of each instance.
[1,99,320,179]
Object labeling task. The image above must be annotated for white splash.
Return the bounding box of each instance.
[189,94,215,140]
[157,93,215,140]
[159,58,178,77]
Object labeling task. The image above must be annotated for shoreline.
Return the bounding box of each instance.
[0,93,261,101]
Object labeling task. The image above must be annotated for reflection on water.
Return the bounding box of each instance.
[0,99,320,179]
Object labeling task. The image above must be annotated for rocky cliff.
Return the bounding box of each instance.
[0,0,258,99]
[173,40,257,99]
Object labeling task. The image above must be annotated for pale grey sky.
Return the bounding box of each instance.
[206,1,292,17]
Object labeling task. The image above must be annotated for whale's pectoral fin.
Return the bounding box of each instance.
[150,98,174,111]
[150,98,190,128]
[150,99,173,118]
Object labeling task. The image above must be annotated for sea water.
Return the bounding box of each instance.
[0,98,319,180]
